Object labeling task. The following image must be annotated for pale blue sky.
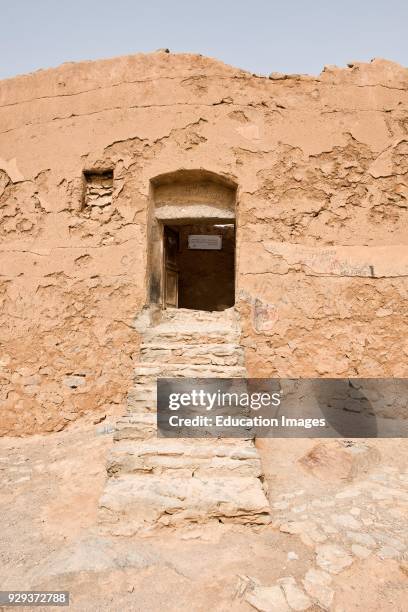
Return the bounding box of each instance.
[1,0,407,80]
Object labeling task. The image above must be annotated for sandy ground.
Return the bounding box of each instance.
[0,418,407,611]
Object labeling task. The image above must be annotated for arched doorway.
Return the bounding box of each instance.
[148,170,237,312]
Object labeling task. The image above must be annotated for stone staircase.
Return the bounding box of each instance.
[99,307,270,534]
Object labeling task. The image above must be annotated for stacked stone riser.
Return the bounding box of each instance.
[100,476,270,531]
[106,439,263,478]
[140,342,244,366]
[127,356,247,413]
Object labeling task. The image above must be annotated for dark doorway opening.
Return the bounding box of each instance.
[162,221,235,311]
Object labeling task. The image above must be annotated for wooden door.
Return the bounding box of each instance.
[163,226,179,307]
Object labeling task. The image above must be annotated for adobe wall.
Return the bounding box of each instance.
[0,52,407,435]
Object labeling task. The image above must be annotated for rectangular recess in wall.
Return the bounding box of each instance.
[83,169,113,208]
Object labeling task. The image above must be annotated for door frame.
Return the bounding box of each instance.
[148,216,237,311]
[162,224,180,309]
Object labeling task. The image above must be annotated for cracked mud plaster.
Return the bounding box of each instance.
[0,52,407,435]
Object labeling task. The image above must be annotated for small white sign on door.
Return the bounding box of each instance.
[188,235,222,250]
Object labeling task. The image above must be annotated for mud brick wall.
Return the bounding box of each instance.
[0,52,407,434]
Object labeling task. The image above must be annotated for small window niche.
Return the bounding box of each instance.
[83,169,114,209]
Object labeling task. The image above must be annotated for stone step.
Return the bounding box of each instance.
[107,438,262,478]
[127,363,247,412]
[99,473,271,534]
[143,322,240,345]
[127,403,154,414]
[161,307,238,324]
[114,414,157,441]
[140,342,244,366]
[132,362,247,379]
[100,306,266,534]
[128,382,156,397]
[140,341,242,353]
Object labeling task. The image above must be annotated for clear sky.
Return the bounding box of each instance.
[1,0,407,80]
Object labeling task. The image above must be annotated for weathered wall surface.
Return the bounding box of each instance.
[0,52,407,435]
